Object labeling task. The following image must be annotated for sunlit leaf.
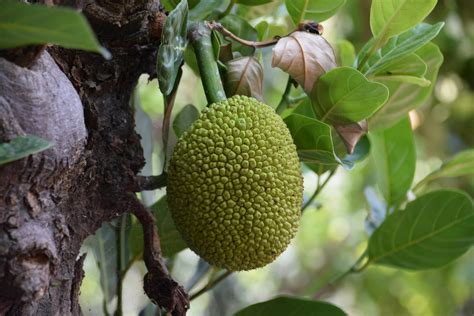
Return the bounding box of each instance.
[284,114,338,166]
[0,1,109,58]
[370,43,443,129]
[0,135,52,165]
[224,56,264,101]
[272,31,336,94]
[361,23,444,76]
[173,104,200,138]
[310,67,389,124]
[285,0,346,25]
[235,296,347,316]
[368,190,474,270]
[370,0,437,40]
[157,0,188,96]
[369,117,415,207]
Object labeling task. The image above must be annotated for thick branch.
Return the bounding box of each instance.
[124,194,189,316]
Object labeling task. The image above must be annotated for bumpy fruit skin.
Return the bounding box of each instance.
[167,95,303,271]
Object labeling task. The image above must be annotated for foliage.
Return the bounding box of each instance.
[3,0,473,315]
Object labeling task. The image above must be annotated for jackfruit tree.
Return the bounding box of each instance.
[1,1,473,316]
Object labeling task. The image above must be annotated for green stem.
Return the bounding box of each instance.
[114,215,128,316]
[275,76,293,114]
[189,270,232,301]
[301,169,336,213]
[188,22,227,104]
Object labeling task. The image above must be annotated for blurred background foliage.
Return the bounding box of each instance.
[80,0,474,315]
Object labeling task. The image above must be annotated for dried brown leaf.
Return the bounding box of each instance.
[335,120,368,154]
[224,56,264,101]
[271,31,336,94]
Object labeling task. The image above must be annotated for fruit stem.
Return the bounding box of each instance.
[275,76,293,114]
[188,22,227,104]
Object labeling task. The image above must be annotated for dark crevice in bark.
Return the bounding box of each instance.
[0,1,188,315]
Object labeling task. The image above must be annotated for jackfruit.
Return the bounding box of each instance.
[167,95,303,271]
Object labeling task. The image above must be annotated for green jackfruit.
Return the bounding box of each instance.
[167,95,303,271]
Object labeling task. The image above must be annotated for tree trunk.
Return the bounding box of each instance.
[0,1,175,314]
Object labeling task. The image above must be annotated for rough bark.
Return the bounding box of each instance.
[0,1,187,315]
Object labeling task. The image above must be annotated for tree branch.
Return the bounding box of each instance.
[124,193,189,316]
[130,173,168,191]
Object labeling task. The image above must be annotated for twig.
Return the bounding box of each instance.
[207,21,281,48]
[314,249,369,299]
[189,270,233,301]
[124,193,189,316]
[130,173,167,191]
[301,169,336,213]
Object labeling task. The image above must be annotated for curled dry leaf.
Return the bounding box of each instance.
[271,31,336,94]
[335,120,368,154]
[224,56,264,101]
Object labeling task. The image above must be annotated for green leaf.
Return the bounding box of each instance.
[370,0,437,40]
[337,40,356,67]
[369,117,415,207]
[368,190,474,270]
[414,149,474,191]
[236,0,273,6]
[152,196,188,257]
[220,14,257,56]
[157,0,188,96]
[362,23,444,76]
[255,21,286,42]
[369,42,443,130]
[285,0,346,25]
[173,104,200,138]
[91,223,117,307]
[0,1,109,58]
[189,0,230,20]
[284,114,340,168]
[234,296,347,316]
[0,135,52,165]
[310,67,389,124]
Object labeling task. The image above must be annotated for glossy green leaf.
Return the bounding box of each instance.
[370,43,443,129]
[370,117,415,207]
[370,0,437,39]
[368,190,474,270]
[284,114,339,167]
[237,0,273,5]
[414,149,474,191]
[337,40,356,67]
[220,14,257,56]
[363,23,444,76]
[189,0,230,20]
[234,296,347,316]
[152,196,188,257]
[173,104,200,138]
[0,1,109,58]
[285,0,346,25]
[371,53,427,79]
[157,0,188,96]
[0,135,52,165]
[310,67,389,124]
